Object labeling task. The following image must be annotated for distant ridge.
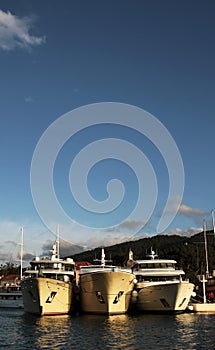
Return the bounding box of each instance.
[69,230,215,285]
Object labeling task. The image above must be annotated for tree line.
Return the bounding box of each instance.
[70,230,215,285]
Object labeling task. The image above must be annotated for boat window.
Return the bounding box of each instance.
[37,263,53,269]
[140,264,148,269]
[136,276,181,282]
[65,264,74,272]
[167,263,174,268]
[96,291,105,304]
[160,263,167,268]
[160,298,170,308]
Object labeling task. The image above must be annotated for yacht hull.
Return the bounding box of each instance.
[80,271,134,315]
[21,277,73,315]
[132,281,194,313]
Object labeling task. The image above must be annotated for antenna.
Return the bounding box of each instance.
[56,224,60,259]
[101,248,105,266]
[93,248,112,266]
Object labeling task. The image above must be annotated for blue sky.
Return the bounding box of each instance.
[0,0,214,263]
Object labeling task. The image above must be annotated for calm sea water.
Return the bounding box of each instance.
[0,309,214,350]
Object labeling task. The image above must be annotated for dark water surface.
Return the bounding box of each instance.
[0,309,214,349]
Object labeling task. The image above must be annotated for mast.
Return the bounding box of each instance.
[203,220,209,278]
[20,227,24,279]
[212,209,215,234]
[202,275,207,304]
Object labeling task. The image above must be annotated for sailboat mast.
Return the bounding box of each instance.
[203,220,209,278]
[212,209,215,234]
[20,227,24,279]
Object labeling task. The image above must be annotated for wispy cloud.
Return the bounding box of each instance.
[83,232,139,249]
[0,209,209,264]
[178,204,208,218]
[41,239,84,257]
[24,96,34,103]
[0,221,22,263]
[4,240,17,247]
[0,220,46,264]
[0,9,45,51]
[104,219,150,233]
[168,227,202,237]
[159,197,209,224]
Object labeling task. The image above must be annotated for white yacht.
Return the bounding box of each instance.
[131,249,195,313]
[21,239,75,316]
[78,248,135,315]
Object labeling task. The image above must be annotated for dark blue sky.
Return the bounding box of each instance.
[0,1,214,260]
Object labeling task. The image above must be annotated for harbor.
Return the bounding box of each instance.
[1,217,215,315]
[1,0,215,348]
[0,308,215,350]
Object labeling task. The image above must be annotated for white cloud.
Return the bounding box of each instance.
[0,220,49,264]
[104,219,148,233]
[0,211,208,265]
[178,204,208,218]
[43,219,148,250]
[159,198,209,225]
[41,238,84,257]
[83,234,131,249]
[168,227,202,237]
[0,9,45,51]
[0,221,21,263]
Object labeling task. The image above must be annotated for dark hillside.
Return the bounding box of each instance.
[70,230,215,285]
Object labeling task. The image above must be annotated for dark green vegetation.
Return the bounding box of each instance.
[0,262,20,276]
[71,230,215,285]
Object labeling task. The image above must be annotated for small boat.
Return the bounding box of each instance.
[0,228,24,309]
[0,283,23,309]
[190,214,215,312]
[21,235,76,316]
[131,248,195,313]
[77,248,135,315]
[189,275,215,312]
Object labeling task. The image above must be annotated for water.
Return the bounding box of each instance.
[0,310,214,350]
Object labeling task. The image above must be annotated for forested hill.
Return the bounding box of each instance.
[70,230,215,284]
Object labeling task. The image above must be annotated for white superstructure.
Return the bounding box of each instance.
[21,240,75,315]
[131,249,194,313]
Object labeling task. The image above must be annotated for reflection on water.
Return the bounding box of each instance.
[31,315,72,349]
[0,310,215,349]
[174,314,198,348]
[174,313,215,350]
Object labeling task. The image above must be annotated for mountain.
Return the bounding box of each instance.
[69,230,215,285]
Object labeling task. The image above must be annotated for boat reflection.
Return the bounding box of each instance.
[23,314,72,349]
